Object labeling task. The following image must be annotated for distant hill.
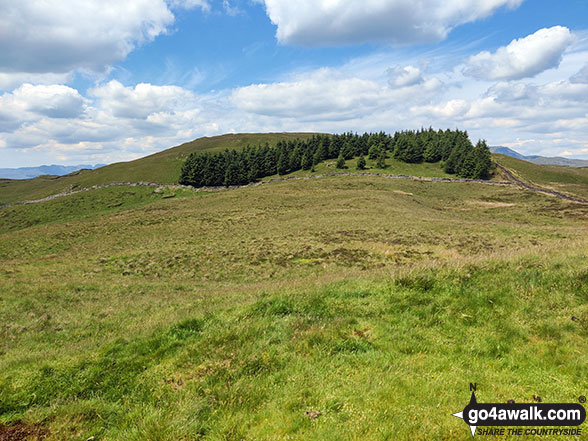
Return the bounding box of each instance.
[490,146,588,167]
[0,133,319,205]
[493,153,588,200]
[0,164,106,180]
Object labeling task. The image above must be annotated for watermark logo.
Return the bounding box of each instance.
[452,384,586,437]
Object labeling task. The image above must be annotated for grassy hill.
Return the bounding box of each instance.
[493,154,588,199]
[0,133,318,205]
[1,173,588,440]
[4,132,585,207]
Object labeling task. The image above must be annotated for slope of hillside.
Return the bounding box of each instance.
[0,133,318,205]
[494,153,588,199]
[490,146,588,167]
[1,175,587,440]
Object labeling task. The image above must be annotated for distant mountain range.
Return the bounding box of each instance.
[490,146,588,168]
[0,164,106,180]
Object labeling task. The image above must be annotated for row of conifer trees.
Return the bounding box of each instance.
[178,129,493,187]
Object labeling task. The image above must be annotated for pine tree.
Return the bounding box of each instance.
[423,141,442,163]
[356,155,366,170]
[336,153,346,169]
[224,162,241,186]
[444,146,461,174]
[472,140,492,179]
[458,150,476,178]
[289,146,302,171]
[301,153,312,170]
[277,151,289,175]
[341,140,355,159]
[368,144,380,160]
[316,138,329,162]
[329,135,343,158]
[376,150,387,168]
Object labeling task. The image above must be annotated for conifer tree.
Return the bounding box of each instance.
[289,145,301,171]
[472,140,492,179]
[458,149,476,178]
[376,149,387,168]
[277,151,289,175]
[336,152,346,169]
[341,140,355,159]
[368,144,381,160]
[423,141,442,162]
[357,155,366,170]
[301,153,312,170]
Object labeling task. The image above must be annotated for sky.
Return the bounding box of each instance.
[0,0,587,168]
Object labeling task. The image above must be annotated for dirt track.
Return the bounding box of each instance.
[495,163,588,204]
[0,173,513,209]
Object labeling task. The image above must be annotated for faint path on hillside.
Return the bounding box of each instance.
[0,173,515,209]
[0,182,193,209]
[495,163,588,205]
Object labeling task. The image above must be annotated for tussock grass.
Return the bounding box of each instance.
[1,175,587,439]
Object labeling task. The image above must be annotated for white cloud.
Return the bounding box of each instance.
[260,0,523,46]
[89,80,197,119]
[0,72,73,91]
[0,0,175,75]
[485,81,537,103]
[0,84,87,132]
[231,68,442,121]
[167,0,210,11]
[387,65,424,87]
[463,26,574,80]
[412,99,470,119]
[232,70,386,120]
[570,64,588,83]
[16,84,87,119]
[3,31,588,166]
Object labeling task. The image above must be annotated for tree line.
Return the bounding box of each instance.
[179,129,493,187]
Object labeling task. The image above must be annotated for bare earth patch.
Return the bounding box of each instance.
[467,200,516,208]
[0,421,48,441]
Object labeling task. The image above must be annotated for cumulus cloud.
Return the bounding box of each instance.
[0,0,176,75]
[412,99,469,119]
[463,26,574,80]
[232,70,385,120]
[231,68,442,121]
[260,0,522,46]
[0,72,73,91]
[0,80,208,155]
[16,84,87,118]
[89,80,197,119]
[0,84,87,132]
[387,65,424,87]
[485,82,537,102]
[3,36,588,165]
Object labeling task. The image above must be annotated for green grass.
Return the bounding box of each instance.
[1,174,588,439]
[0,186,194,234]
[262,155,457,180]
[494,154,588,199]
[2,253,588,440]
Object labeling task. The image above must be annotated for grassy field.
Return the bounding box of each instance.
[1,173,588,440]
[260,155,459,180]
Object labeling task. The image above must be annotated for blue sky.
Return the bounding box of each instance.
[1,0,587,167]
